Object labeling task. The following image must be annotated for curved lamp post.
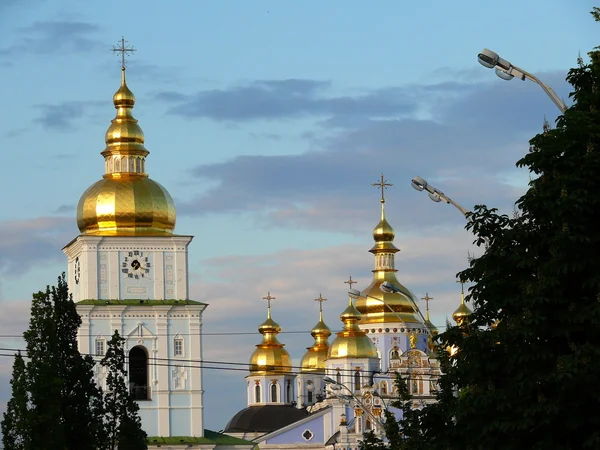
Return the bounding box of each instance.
[411,176,469,217]
[477,48,567,113]
[323,376,384,427]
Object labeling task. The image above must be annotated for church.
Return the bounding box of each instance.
[61,40,469,450]
[222,184,470,448]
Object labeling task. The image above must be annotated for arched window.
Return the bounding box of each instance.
[307,390,313,403]
[129,346,149,400]
[286,380,291,403]
[270,383,278,402]
[114,157,121,172]
[254,384,261,403]
[354,370,361,391]
[366,418,372,430]
[174,336,184,357]
[108,158,114,173]
[336,370,341,384]
[135,157,141,173]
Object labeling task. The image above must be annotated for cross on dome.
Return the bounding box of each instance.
[262,291,275,309]
[344,275,357,289]
[372,173,393,204]
[421,292,433,311]
[314,293,327,312]
[111,36,137,70]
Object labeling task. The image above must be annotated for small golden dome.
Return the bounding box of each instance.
[452,290,472,326]
[77,68,176,236]
[373,215,395,243]
[249,302,292,374]
[328,297,377,359]
[300,303,331,372]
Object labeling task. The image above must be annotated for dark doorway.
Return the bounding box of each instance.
[129,346,149,400]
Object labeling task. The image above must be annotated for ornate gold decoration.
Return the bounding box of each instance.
[355,176,422,324]
[249,292,292,374]
[328,290,377,359]
[409,331,418,349]
[300,294,332,372]
[77,39,176,236]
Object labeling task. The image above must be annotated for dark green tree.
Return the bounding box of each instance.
[1,274,104,450]
[396,8,600,450]
[1,352,30,450]
[100,330,147,450]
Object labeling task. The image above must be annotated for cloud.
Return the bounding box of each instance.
[33,100,103,131]
[0,20,102,58]
[173,71,570,235]
[0,217,76,275]
[54,204,75,214]
[157,79,418,122]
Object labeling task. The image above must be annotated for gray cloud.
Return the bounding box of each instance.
[174,71,571,234]
[54,204,75,214]
[33,100,103,131]
[0,20,101,58]
[0,217,77,275]
[158,79,418,122]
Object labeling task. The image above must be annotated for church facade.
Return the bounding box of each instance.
[222,189,465,449]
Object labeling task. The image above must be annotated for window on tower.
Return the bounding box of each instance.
[174,337,184,357]
[255,384,261,403]
[129,346,150,400]
[354,370,361,391]
[95,339,105,356]
[270,383,278,402]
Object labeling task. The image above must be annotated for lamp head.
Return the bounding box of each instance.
[477,48,499,69]
[428,192,442,202]
[411,176,427,192]
[348,289,361,299]
[495,67,514,81]
[380,281,401,294]
[323,376,336,384]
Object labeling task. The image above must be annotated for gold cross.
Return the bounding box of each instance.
[344,276,357,289]
[315,293,327,312]
[262,291,275,309]
[111,36,136,70]
[456,279,465,295]
[372,173,393,203]
[421,292,433,312]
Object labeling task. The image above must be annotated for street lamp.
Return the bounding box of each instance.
[477,48,567,113]
[323,376,385,427]
[411,176,469,217]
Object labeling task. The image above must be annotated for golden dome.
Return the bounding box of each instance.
[452,289,472,326]
[76,68,176,236]
[300,297,331,372]
[249,299,292,374]
[328,296,377,359]
[355,201,422,324]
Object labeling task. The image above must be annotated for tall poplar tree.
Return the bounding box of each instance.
[1,352,30,450]
[100,330,147,450]
[1,274,104,450]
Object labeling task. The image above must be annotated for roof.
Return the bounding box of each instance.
[76,299,207,306]
[147,429,254,446]
[224,405,311,434]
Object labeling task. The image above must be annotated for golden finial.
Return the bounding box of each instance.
[456,280,465,297]
[111,36,136,71]
[421,292,433,321]
[372,173,393,204]
[344,276,357,290]
[262,292,275,318]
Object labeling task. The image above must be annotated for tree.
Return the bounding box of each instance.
[100,330,147,450]
[2,352,30,450]
[1,274,104,450]
[395,8,600,450]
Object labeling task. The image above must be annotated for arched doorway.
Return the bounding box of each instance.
[129,346,149,400]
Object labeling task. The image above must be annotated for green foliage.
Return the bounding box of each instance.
[100,330,148,450]
[2,352,29,450]
[397,9,600,450]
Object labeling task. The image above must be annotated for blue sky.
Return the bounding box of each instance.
[0,0,597,431]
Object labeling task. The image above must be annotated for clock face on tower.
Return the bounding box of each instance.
[121,251,152,279]
[74,257,81,285]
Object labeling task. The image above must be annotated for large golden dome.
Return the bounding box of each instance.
[355,201,422,324]
[300,297,331,372]
[249,300,292,375]
[77,68,176,236]
[328,296,377,359]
